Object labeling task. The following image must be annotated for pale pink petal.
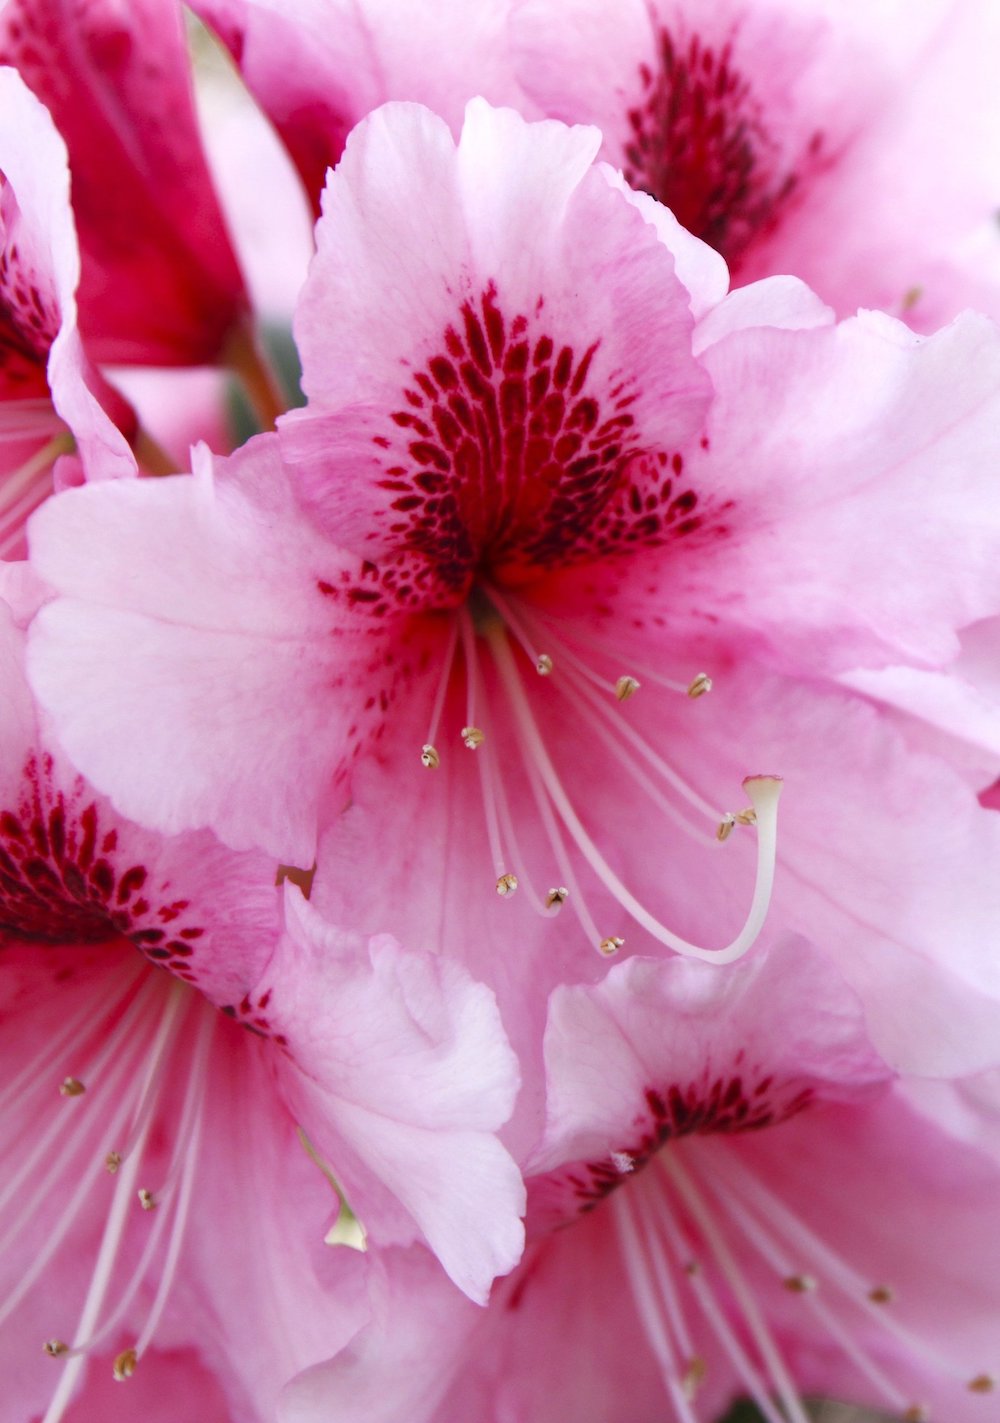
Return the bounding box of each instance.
[529,936,889,1185]
[590,309,1000,676]
[264,886,525,1304]
[193,0,527,215]
[0,0,247,365]
[27,436,402,864]
[692,274,834,353]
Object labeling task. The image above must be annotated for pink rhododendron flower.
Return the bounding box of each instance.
[509,0,1000,330]
[25,100,1000,1090]
[0,66,135,558]
[0,578,523,1417]
[280,940,1000,1423]
[0,0,249,367]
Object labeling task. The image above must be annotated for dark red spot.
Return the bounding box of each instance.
[622,28,824,267]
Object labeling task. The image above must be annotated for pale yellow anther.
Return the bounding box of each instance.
[682,1357,707,1399]
[615,674,640,702]
[59,1077,85,1097]
[420,743,441,770]
[461,725,485,749]
[598,935,624,957]
[113,1348,138,1382]
[687,673,713,699]
[716,814,736,842]
[137,1188,156,1211]
[545,886,569,912]
[735,808,758,827]
[496,873,519,898]
[902,1406,929,1423]
[783,1273,817,1294]
[105,1151,122,1174]
[969,1375,997,1394]
[868,1284,895,1304]
[44,1339,68,1358]
[536,653,553,676]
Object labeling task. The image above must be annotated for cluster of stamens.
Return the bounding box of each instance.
[9,964,214,1422]
[418,588,781,964]
[606,1139,996,1423]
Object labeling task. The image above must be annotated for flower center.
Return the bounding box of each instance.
[0,754,207,982]
[622,29,824,267]
[418,587,781,963]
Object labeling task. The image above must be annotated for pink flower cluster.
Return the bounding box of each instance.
[2,2,1000,1420]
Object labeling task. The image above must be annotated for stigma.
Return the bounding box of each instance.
[417,586,782,963]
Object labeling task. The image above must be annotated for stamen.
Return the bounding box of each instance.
[0,428,73,558]
[687,674,712,699]
[38,1069,157,1423]
[782,1274,817,1293]
[536,653,553,676]
[555,672,714,846]
[903,1406,929,1422]
[420,616,459,769]
[697,1138,993,1405]
[43,1340,68,1357]
[615,675,641,702]
[112,1348,137,1382]
[613,1190,702,1423]
[489,621,782,964]
[599,936,625,957]
[59,1078,85,1098]
[545,886,569,912]
[461,609,518,895]
[651,1188,789,1423]
[461,726,485,749]
[105,1152,122,1175]
[662,1154,813,1423]
[970,1375,997,1394]
[137,1189,156,1211]
[551,652,721,825]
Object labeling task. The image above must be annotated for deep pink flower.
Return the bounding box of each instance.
[0,577,523,1417]
[0,0,248,367]
[278,940,1000,1423]
[0,67,136,558]
[24,100,1000,1092]
[508,0,1000,330]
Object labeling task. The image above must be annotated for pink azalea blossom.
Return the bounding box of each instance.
[508,0,1000,330]
[279,940,1000,1423]
[25,100,1000,1092]
[0,67,135,559]
[0,0,249,367]
[0,578,523,1417]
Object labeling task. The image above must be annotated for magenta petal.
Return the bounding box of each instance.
[264,887,525,1304]
[0,0,247,365]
